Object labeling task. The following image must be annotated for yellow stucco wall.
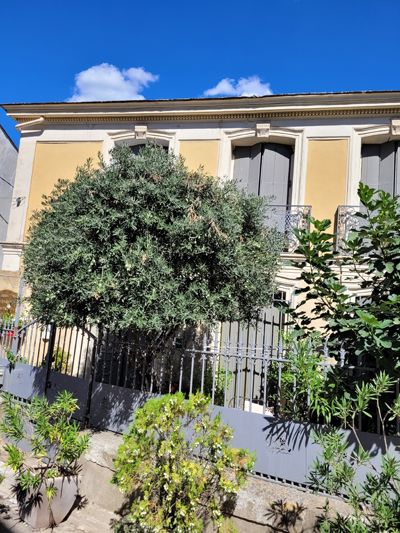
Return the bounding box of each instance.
[305,139,349,222]
[25,142,102,234]
[179,140,220,175]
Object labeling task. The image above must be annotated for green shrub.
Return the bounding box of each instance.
[0,391,89,508]
[310,372,400,531]
[280,332,339,423]
[290,184,400,373]
[112,392,254,532]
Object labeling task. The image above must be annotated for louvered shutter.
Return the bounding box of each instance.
[379,142,396,195]
[248,144,262,195]
[258,143,292,205]
[361,144,380,190]
[232,146,251,190]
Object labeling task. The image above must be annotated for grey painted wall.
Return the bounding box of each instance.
[0,126,17,264]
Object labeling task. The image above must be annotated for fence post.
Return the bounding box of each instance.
[84,326,103,428]
[44,324,57,395]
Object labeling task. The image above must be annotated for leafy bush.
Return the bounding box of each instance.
[112,392,254,532]
[291,184,400,373]
[279,332,339,423]
[0,391,89,509]
[310,372,400,532]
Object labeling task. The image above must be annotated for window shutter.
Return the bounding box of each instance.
[232,146,251,190]
[379,141,396,195]
[361,144,380,190]
[248,144,262,195]
[258,143,292,205]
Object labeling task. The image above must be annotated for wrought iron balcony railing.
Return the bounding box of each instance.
[264,205,311,253]
[334,205,363,253]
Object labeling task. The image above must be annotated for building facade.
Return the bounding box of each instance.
[2,91,400,310]
[0,124,18,303]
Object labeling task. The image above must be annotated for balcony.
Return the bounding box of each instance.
[264,205,311,253]
[334,205,362,253]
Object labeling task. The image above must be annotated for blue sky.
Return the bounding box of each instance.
[1,0,400,145]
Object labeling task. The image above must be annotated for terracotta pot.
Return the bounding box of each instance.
[19,475,79,529]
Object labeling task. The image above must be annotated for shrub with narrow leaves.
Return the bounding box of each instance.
[0,391,89,508]
[310,372,400,532]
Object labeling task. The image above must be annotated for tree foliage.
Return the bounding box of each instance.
[112,392,254,532]
[24,145,282,343]
[290,184,400,371]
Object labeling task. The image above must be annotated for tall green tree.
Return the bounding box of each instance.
[23,145,282,352]
[291,184,400,371]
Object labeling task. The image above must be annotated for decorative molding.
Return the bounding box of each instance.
[1,242,24,255]
[134,125,147,139]
[12,107,400,126]
[256,123,270,138]
[109,128,175,144]
[354,124,391,139]
[391,119,400,138]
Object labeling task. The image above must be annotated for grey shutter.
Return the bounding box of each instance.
[361,144,380,190]
[248,144,262,195]
[379,142,396,195]
[258,143,292,205]
[232,146,251,190]
[361,143,397,194]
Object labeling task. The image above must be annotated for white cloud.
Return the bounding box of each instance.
[68,63,159,102]
[204,76,273,97]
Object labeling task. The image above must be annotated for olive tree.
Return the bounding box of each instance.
[23,145,283,352]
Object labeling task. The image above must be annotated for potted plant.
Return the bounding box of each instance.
[0,390,89,528]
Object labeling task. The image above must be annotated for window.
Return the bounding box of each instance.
[361,141,400,196]
[233,142,293,205]
[129,143,169,156]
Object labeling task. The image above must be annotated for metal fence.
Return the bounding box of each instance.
[0,317,96,379]
[1,311,398,435]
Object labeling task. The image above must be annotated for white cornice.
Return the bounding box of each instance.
[4,92,400,124]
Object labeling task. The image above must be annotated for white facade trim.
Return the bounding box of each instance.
[348,123,391,205]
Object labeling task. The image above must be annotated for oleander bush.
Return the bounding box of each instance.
[310,372,400,532]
